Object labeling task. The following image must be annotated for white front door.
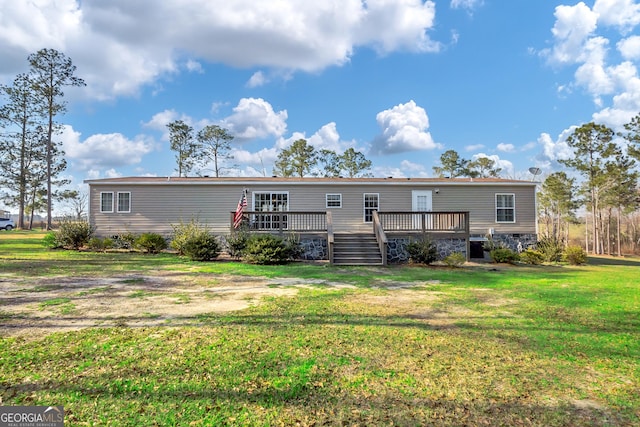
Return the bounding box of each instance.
[412,191,433,229]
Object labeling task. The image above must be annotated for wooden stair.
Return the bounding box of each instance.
[332,233,384,265]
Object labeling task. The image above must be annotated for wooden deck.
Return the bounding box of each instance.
[230,210,470,265]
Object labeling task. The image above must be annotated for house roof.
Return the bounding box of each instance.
[85,176,538,187]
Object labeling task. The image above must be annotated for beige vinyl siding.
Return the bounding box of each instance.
[89,181,537,236]
[90,184,249,236]
[430,185,536,235]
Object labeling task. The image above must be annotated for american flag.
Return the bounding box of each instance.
[233,190,247,229]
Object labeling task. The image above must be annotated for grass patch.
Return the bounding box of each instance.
[0,231,639,425]
[171,293,191,304]
[37,298,76,315]
[24,284,64,292]
[127,291,153,299]
[76,286,112,296]
[38,297,71,308]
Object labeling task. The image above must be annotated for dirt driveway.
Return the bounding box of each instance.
[0,272,358,338]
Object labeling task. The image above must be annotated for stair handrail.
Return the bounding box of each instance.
[327,211,334,264]
[372,211,388,266]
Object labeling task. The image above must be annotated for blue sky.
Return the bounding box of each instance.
[2,0,640,204]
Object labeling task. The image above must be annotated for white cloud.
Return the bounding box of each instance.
[355,0,440,54]
[546,2,598,65]
[306,122,363,154]
[593,0,640,32]
[497,143,515,152]
[185,59,203,73]
[223,98,288,140]
[61,125,155,170]
[574,36,614,98]
[246,71,268,88]
[470,153,514,176]
[534,130,574,169]
[0,0,442,98]
[371,100,441,154]
[450,0,484,11]
[464,144,485,151]
[373,160,429,178]
[618,35,640,59]
[543,1,640,133]
[306,123,342,152]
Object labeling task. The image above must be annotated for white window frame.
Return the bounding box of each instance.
[117,192,131,213]
[252,191,289,230]
[495,193,516,223]
[325,193,342,208]
[100,192,114,213]
[252,191,289,212]
[363,193,379,223]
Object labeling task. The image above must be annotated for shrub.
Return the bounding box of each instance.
[536,237,564,263]
[490,247,520,264]
[134,233,167,254]
[112,232,137,250]
[88,237,114,252]
[243,234,293,265]
[171,218,209,255]
[225,230,250,259]
[283,233,303,260]
[563,245,587,265]
[443,252,466,267]
[43,231,62,249]
[182,233,221,261]
[519,249,544,265]
[407,237,438,265]
[55,220,95,250]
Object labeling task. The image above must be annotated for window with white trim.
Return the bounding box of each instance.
[117,192,131,213]
[252,192,289,229]
[496,193,515,223]
[100,192,114,213]
[363,193,379,223]
[326,194,342,208]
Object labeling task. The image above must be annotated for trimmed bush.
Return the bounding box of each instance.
[225,230,250,259]
[55,220,95,250]
[519,249,544,265]
[134,233,167,254]
[88,237,114,252]
[536,237,564,263]
[171,218,209,255]
[443,252,466,267]
[407,238,438,265]
[490,247,520,264]
[182,233,221,261]
[243,234,293,265]
[563,245,587,265]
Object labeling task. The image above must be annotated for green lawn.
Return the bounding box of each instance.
[1,231,639,426]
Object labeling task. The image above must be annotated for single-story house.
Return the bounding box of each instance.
[85,176,538,264]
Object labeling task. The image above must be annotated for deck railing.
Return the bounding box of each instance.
[376,211,470,235]
[230,211,327,233]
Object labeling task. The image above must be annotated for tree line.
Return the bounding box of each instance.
[0,48,85,229]
[537,119,640,255]
[167,123,373,178]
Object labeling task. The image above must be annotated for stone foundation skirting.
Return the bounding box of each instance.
[474,233,538,253]
[386,236,467,264]
[299,236,328,260]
